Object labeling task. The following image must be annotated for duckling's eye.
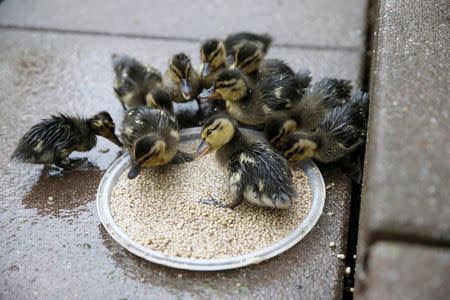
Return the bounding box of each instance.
[207,129,213,136]
[298,148,305,155]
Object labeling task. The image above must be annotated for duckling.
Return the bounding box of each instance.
[229,41,294,81]
[265,77,352,146]
[224,32,272,57]
[112,54,163,109]
[281,90,369,163]
[11,112,122,169]
[194,113,296,209]
[199,32,272,86]
[199,69,307,126]
[145,87,174,114]
[121,106,191,179]
[164,53,201,103]
[199,39,228,87]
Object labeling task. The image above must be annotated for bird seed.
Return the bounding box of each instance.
[110,141,312,259]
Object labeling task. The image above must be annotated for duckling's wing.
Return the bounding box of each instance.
[320,104,366,149]
[228,142,296,204]
[294,69,312,96]
[260,59,294,77]
[307,78,352,107]
[12,115,76,162]
[143,66,163,90]
[259,73,303,112]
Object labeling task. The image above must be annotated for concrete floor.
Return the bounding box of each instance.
[0,1,368,298]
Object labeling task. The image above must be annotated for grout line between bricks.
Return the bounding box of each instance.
[369,231,450,249]
[0,24,361,52]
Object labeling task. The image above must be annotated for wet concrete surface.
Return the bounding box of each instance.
[0,0,367,48]
[1,163,352,299]
[0,6,363,297]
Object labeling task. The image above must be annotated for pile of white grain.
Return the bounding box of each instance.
[110,142,312,259]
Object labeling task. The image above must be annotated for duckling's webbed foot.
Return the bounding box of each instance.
[199,197,225,208]
[55,157,87,170]
[171,151,193,164]
[224,196,244,210]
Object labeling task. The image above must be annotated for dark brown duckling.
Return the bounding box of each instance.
[199,69,309,126]
[281,90,369,163]
[164,53,201,103]
[145,87,174,114]
[199,32,272,86]
[112,54,163,109]
[194,113,296,209]
[11,112,122,169]
[224,32,272,57]
[121,106,191,179]
[265,77,352,146]
[229,41,295,82]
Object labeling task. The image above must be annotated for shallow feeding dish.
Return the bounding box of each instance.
[97,127,325,271]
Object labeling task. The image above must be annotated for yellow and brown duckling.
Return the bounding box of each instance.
[121,106,191,179]
[195,113,296,209]
[145,87,174,114]
[265,77,352,146]
[199,32,272,86]
[112,54,163,109]
[280,90,369,163]
[199,39,228,87]
[199,69,309,126]
[164,53,201,103]
[11,112,122,169]
[230,41,294,81]
[224,31,272,57]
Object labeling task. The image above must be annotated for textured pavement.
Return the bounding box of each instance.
[0,0,368,299]
[356,0,450,298]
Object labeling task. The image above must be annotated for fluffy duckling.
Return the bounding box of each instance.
[225,32,272,56]
[112,54,163,109]
[11,112,122,169]
[281,90,369,163]
[121,106,191,179]
[229,41,294,81]
[265,77,352,146]
[145,88,174,114]
[199,39,228,87]
[199,32,272,86]
[195,113,296,209]
[164,53,201,103]
[199,69,308,126]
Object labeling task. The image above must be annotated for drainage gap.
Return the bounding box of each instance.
[342,0,378,298]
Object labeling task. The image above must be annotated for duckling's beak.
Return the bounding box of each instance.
[181,79,192,100]
[201,63,211,78]
[128,163,141,180]
[108,133,123,147]
[198,87,221,101]
[194,140,213,160]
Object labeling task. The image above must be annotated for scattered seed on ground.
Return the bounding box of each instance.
[111,141,312,259]
[329,241,336,248]
[345,267,351,275]
[337,254,346,260]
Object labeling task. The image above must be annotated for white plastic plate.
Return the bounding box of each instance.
[97,127,325,271]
